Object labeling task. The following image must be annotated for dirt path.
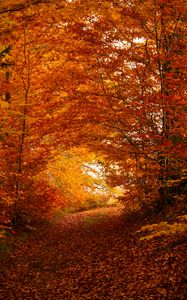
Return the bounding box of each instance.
[0,206,186,299]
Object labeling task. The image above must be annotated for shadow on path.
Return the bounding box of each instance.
[0,206,186,299]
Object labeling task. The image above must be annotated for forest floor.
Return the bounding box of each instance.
[0,205,186,300]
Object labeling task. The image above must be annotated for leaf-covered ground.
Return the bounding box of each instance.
[0,206,186,300]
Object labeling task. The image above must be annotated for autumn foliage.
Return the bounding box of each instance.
[0,2,187,300]
[0,0,186,229]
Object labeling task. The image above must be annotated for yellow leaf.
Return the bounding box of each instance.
[0,100,9,109]
[103,79,118,88]
[61,92,68,98]
[111,11,121,21]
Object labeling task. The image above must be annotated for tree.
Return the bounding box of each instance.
[62,0,186,205]
[0,0,186,230]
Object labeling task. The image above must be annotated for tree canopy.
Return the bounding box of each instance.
[0,0,186,227]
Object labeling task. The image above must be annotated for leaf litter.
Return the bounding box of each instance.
[0,206,186,299]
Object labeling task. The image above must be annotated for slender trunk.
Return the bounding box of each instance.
[13,26,31,227]
[15,88,29,199]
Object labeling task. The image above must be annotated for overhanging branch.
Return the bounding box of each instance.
[0,0,53,15]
